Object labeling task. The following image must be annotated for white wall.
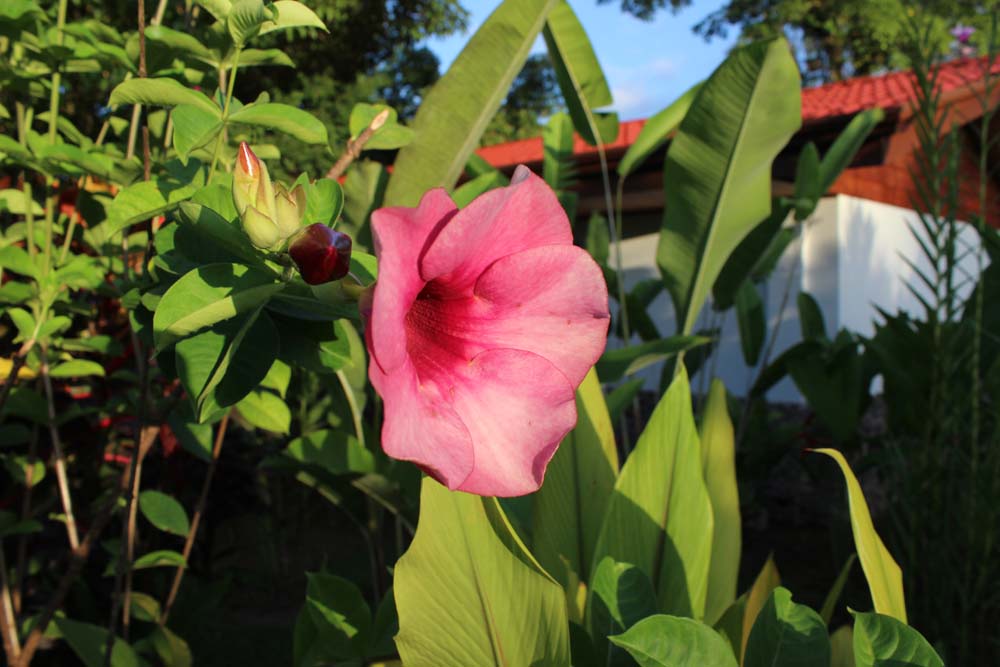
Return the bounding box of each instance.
[610,195,986,401]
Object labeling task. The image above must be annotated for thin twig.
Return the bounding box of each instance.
[325,109,390,180]
[0,547,21,665]
[120,426,158,639]
[159,411,230,626]
[39,347,79,550]
[0,339,36,420]
[13,494,118,667]
[12,423,39,615]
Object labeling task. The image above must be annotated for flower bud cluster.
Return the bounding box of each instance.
[233,142,307,250]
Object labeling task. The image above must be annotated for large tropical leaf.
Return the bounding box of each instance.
[542,0,618,145]
[532,369,619,594]
[617,81,702,179]
[383,0,559,206]
[588,367,714,620]
[699,379,741,626]
[657,38,801,338]
[813,449,906,622]
[393,478,571,666]
[743,588,830,667]
[850,612,942,667]
[610,615,738,667]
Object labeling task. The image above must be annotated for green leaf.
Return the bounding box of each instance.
[818,109,884,194]
[609,615,738,667]
[394,477,571,666]
[304,572,371,660]
[166,408,214,462]
[109,78,218,114]
[452,172,508,209]
[798,292,827,341]
[850,612,941,667]
[175,307,278,420]
[0,188,44,216]
[153,263,283,349]
[542,112,577,218]
[259,0,328,35]
[139,490,190,536]
[284,429,374,476]
[55,617,142,667]
[172,105,223,160]
[533,369,619,594]
[711,201,790,310]
[384,0,559,206]
[606,378,643,425]
[699,379,741,626]
[793,142,822,220]
[742,555,781,660]
[49,359,105,378]
[144,25,215,63]
[542,0,618,146]
[195,0,231,21]
[590,557,658,665]
[236,389,291,433]
[348,103,415,150]
[237,48,295,69]
[173,201,264,268]
[7,308,35,340]
[657,38,801,337]
[0,245,38,278]
[0,510,42,538]
[618,82,702,179]
[133,550,187,570]
[812,450,907,622]
[744,587,830,667]
[588,366,714,618]
[228,102,328,145]
[734,280,765,366]
[300,177,344,227]
[103,179,199,238]
[596,335,709,383]
[148,626,193,667]
[821,555,857,625]
[228,0,271,46]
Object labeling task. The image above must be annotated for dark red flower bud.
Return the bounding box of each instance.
[288,223,352,285]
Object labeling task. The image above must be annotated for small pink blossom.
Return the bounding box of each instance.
[365,166,610,496]
[951,24,975,45]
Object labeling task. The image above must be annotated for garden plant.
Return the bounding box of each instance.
[0,0,995,665]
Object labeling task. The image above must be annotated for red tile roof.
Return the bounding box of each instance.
[478,56,1000,170]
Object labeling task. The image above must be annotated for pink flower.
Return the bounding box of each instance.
[365,166,610,496]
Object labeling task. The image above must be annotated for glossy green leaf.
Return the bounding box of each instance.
[108,77,218,114]
[618,81,702,179]
[589,367,713,618]
[175,307,278,421]
[55,617,142,667]
[174,202,266,268]
[144,25,215,63]
[236,389,291,433]
[302,178,344,226]
[139,490,191,536]
[851,612,941,667]
[172,104,223,160]
[711,201,790,310]
[596,335,709,383]
[0,188,44,216]
[103,179,199,238]
[133,550,187,570]
[798,292,827,342]
[700,379,741,626]
[744,587,830,667]
[228,0,270,45]
[7,308,35,340]
[657,38,801,337]
[742,555,780,660]
[609,615,738,667]
[394,477,571,666]
[734,281,765,366]
[284,429,374,476]
[153,263,283,349]
[49,359,105,378]
[348,103,415,150]
[542,0,618,145]
[0,245,38,277]
[813,450,907,622]
[195,0,231,21]
[228,102,329,145]
[384,0,559,206]
[590,557,658,665]
[533,369,619,593]
[259,0,328,35]
[304,572,371,660]
[817,109,884,194]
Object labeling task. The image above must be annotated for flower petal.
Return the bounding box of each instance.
[418,166,572,290]
[370,351,475,490]
[369,189,458,372]
[450,348,577,496]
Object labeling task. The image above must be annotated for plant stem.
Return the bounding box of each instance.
[46,0,68,145]
[11,424,39,616]
[208,49,242,181]
[39,347,79,550]
[326,109,391,179]
[0,547,20,665]
[14,493,118,667]
[159,411,230,626]
[0,339,36,421]
[23,181,35,262]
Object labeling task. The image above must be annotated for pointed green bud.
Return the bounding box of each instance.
[274,183,307,240]
[233,142,277,223]
[241,205,281,250]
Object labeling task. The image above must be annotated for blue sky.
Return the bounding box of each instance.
[424,0,736,120]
